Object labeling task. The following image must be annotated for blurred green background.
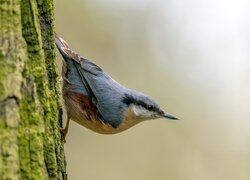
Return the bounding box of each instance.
[54,0,250,179]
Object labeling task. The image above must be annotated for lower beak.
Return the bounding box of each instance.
[162,112,179,120]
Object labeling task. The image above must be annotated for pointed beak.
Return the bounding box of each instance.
[162,112,179,120]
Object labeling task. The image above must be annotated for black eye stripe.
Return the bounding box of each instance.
[122,94,158,112]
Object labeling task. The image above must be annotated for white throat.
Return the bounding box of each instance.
[131,104,155,119]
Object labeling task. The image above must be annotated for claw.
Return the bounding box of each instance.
[60,127,68,143]
[60,115,71,143]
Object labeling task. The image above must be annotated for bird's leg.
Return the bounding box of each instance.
[60,114,71,142]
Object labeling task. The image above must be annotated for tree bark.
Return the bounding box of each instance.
[0,0,66,179]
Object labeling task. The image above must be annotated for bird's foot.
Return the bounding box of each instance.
[60,127,68,143]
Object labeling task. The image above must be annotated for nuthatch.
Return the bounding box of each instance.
[55,34,178,137]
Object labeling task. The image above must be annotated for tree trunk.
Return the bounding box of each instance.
[0,0,66,179]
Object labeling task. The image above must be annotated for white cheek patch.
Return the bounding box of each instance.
[131,105,154,118]
[131,105,141,116]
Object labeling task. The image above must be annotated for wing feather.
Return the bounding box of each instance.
[56,34,126,127]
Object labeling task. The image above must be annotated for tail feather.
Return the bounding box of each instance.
[55,33,70,49]
[55,33,81,63]
[55,33,102,73]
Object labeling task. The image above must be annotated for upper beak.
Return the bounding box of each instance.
[162,112,179,120]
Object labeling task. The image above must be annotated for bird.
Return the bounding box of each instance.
[55,34,178,138]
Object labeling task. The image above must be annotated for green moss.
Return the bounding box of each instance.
[20,0,65,179]
[0,98,20,180]
[17,128,31,180]
[0,51,7,100]
[0,67,8,100]
[0,1,24,179]
[1,129,19,180]
[0,0,65,179]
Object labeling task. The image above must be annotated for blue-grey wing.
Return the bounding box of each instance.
[56,34,127,127]
[75,60,127,127]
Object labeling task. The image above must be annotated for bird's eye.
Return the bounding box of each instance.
[148,106,153,111]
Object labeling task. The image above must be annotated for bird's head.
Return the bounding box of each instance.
[122,91,178,121]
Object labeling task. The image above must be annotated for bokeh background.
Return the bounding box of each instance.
[54,0,250,179]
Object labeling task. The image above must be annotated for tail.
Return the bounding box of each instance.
[55,33,70,49]
[55,33,82,63]
[55,33,70,57]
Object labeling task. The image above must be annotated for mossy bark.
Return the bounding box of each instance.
[0,0,66,179]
